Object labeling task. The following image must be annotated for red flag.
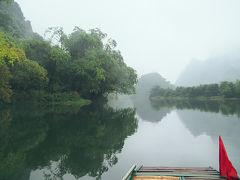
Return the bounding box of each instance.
[219,136,239,180]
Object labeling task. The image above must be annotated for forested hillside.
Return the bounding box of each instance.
[0,0,137,104]
[0,0,33,38]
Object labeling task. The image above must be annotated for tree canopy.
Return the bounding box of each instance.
[0,28,137,103]
[0,31,26,103]
[0,0,137,104]
[150,81,240,99]
[20,27,137,100]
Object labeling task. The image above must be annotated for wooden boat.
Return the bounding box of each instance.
[122,165,227,180]
[122,135,239,180]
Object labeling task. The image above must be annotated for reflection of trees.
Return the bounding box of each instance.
[150,99,240,117]
[150,99,240,172]
[0,103,137,180]
[176,108,240,173]
[131,95,171,123]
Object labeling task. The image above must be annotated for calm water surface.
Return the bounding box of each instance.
[0,96,239,180]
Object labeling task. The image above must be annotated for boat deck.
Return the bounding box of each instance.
[125,166,226,180]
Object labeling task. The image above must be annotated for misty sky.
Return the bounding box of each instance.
[16,0,240,83]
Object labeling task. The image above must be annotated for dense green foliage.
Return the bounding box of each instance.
[11,59,49,91]
[0,103,137,179]
[0,31,27,103]
[19,27,137,100]
[47,27,137,97]
[0,1,137,104]
[0,63,12,102]
[150,81,240,99]
[0,31,26,65]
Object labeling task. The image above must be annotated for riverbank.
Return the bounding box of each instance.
[150,96,240,101]
[50,97,91,106]
[4,91,92,107]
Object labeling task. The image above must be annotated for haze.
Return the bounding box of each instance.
[16,0,240,83]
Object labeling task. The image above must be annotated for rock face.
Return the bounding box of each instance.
[176,54,240,87]
[0,0,33,38]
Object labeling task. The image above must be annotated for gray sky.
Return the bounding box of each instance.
[16,0,240,83]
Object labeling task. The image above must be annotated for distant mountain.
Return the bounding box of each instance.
[176,54,240,86]
[0,0,33,38]
[135,73,174,97]
[130,73,174,122]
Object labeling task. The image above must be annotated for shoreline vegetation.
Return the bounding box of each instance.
[52,98,91,106]
[150,81,240,101]
[0,1,137,106]
[150,96,240,101]
[10,91,92,106]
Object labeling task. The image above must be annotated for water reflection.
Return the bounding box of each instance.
[0,102,137,180]
[131,95,172,123]
[150,99,240,117]
[149,99,240,173]
[1,98,240,180]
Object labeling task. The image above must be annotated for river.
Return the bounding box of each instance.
[0,96,239,180]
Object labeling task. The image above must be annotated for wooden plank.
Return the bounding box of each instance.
[138,171,219,175]
[185,178,225,180]
[138,167,221,176]
[141,167,212,170]
[138,169,219,173]
[133,176,180,180]
[135,173,222,178]
[137,173,220,176]
[133,166,225,180]
[140,169,217,172]
[138,171,218,173]
[122,164,136,180]
[140,168,214,172]
[140,168,213,171]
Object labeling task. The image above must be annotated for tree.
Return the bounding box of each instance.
[219,81,234,98]
[205,84,219,97]
[0,0,12,3]
[21,38,51,67]
[0,31,26,65]
[0,31,26,102]
[21,38,72,92]
[0,63,12,103]
[11,59,49,91]
[62,27,105,59]
[48,46,71,92]
[234,80,240,98]
[51,27,137,98]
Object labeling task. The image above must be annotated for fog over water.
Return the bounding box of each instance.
[16,0,240,83]
[2,1,240,179]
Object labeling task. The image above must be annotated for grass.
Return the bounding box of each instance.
[64,98,91,106]
[50,97,91,107]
